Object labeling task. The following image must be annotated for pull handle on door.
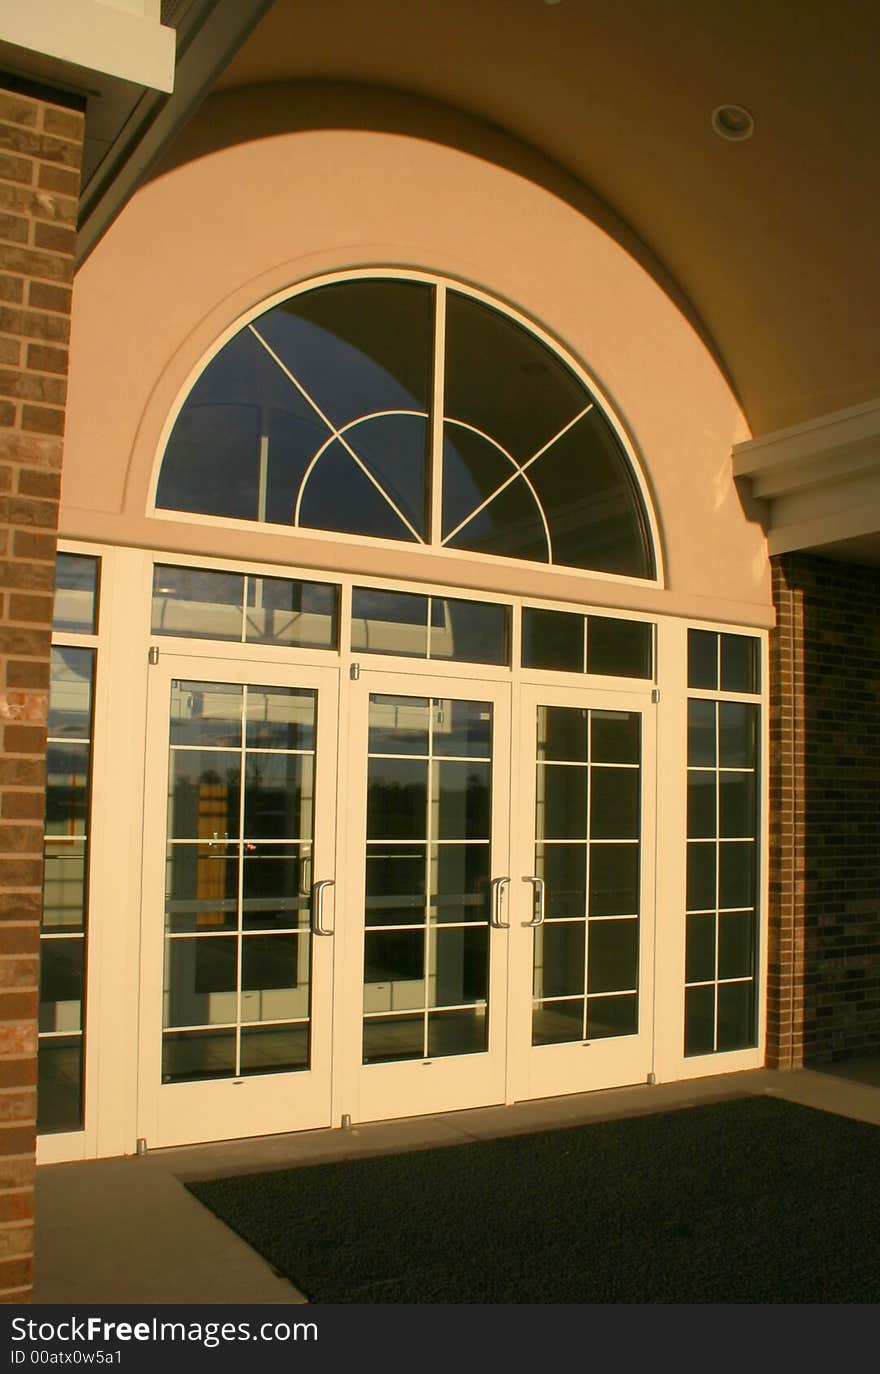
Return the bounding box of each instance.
[311,879,335,936]
[522,875,546,928]
[489,875,511,929]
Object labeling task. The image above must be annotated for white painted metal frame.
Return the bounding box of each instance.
[146,269,665,592]
[37,541,768,1162]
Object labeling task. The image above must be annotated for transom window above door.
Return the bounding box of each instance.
[155,276,656,580]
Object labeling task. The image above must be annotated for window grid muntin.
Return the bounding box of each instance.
[154,272,658,584]
[40,559,101,1136]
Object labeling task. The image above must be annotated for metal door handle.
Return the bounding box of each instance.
[311,879,335,936]
[522,875,546,928]
[489,876,510,929]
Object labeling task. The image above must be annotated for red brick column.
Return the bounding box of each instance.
[767,556,806,1068]
[0,81,83,1303]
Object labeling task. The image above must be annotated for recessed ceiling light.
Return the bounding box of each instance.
[711,104,755,141]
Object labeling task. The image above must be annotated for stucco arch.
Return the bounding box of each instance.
[62,83,769,622]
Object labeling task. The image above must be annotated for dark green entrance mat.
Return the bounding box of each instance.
[185,1096,880,1303]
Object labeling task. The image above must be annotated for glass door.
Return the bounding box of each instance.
[138,656,339,1148]
[509,685,656,1103]
[341,671,512,1123]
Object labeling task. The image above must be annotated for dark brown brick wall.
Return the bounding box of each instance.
[0,81,83,1303]
[770,552,880,1067]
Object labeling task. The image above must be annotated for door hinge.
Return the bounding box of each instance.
[651,687,660,703]
[148,646,159,665]
[350,662,360,680]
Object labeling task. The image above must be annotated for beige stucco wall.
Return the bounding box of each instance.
[61,85,771,625]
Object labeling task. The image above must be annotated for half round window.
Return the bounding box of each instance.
[155,276,656,579]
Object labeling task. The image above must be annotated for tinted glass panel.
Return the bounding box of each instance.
[427,1008,487,1058]
[444,448,549,562]
[363,1014,423,1064]
[152,566,244,640]
[48,648,93,740]
[365,844,426,926]
[587,617,653,678]
[719,702,759,769]
[533,922,586,999]
[352,588,428,657]
[445,291,586,461]
[244,577,338,649]
[538,844,587,920]
[688,699,716,767]
[429,598,509,665]
[158,401,262,520]
[717,980,756,1051]
[429,926,488,1006]
[37,1038,83,1132]
[587,920,638,994]
[687,771,716,839]
[586,992,638,1038]
[721,634,760,693]
[591,710,640,764]
[255,280,433,429]
[685,984,715,1056]
[522,607,584,672]
[53,554,98,633]
[162,1029,236,1083]
[718,910,756,980]
[533,998,584,1046]
[527,409,653,577]
[431,699,492,758]
[688,629,718,689]
[299,439,420,542]
[588,843,639,917]
[686,913,716,984]
[239,1025,309,1075]
[39,936,84,1032]
[686,843,716,911]
[537,706,588,763]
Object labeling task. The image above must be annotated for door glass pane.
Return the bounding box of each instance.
[352,589,429,657]
[586,618,653,679]
[162,676,319,1081]
[532,703,642,1047]
[363,693,493,1064]
[365,844,426,926]
[429,598,510,666]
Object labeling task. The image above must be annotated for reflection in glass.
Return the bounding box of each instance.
[718,842,756,910]
[688,699,716,767]
[685,985,715,1056]
[721,634,760,694]
[240,1024,309,1075]
[363,1014,424,1064]
[538,844,586,920]
[541,765,588,840]
[245,686,316,752]
[152,566,244,640]
[522,607,584,673]
[591,711,640,764]
[587,617,653,679]
[37,1038,83,1132]
[165,841,237,933]
[719,772,757,838]
[365,844,426,926]
[169,681,242,748]
[686,914,716,984]
[245,577,337,649]
[244,753,313,840]
[537,706,588,763]
[368,694,430,756]
[367,758,428,839]
[427,1008,487,1058]
[240,934,305,1022]
[587,920,638,994]
[717,981,756,1051]
[430,598,510,666]
[718,911,755,980]
[429,926,488,1006]
[586,993,638,1039]
[363,930,425,1011]
[688,629,718,689]
[49,648,93,739]
[687,772,716,839]
[533,999,584,1045]
[353,589,428,657]
[45,744,90,837]
[719,702,759,769]
[39,937,84,1032]
[164,936,237,1027]
[430,843,489,924]
[162,1028,236,1083]
[686,843,716,911]
[589,844,638,917]
[168,750,241,841]
[42,842,86,930]
[431,699,492,759]
[589,768,639,840]
[53,553,98,634]
[434,760,491,840]
[533,922,585,999]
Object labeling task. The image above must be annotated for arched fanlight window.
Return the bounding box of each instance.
[155,276,656,579]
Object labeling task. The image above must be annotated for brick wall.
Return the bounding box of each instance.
[769,552,880,1067]
[0,81,83,1303]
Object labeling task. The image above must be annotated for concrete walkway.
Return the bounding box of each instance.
[33,1060,880,1305]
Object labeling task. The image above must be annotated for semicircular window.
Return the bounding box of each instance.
[156,278,656,579]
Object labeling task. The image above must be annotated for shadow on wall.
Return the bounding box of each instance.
[790,553,880,1064]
